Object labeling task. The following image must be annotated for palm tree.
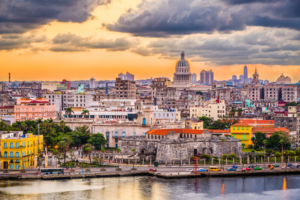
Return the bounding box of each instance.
[36,118,43,124]
[20,122,28,134]
[229,108,236,118]
[280,139,284,154]
[263,139,267,166]
[47,118,53,124]
[65,107,74,118]
[83,144,92,164]
[13,121,22,130]
[237,108,243,118]
[0,120,8,130]
[60,120,66,133]
[58,137,71,164]
[81,109,90,118]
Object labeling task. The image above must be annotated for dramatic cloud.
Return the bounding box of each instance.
[0,0,111,34]
[49,33,139,52]
[131,28,300,66]
[0,34,47,51]
[104,0,300,37]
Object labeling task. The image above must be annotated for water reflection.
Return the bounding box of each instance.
[1,175,300,200]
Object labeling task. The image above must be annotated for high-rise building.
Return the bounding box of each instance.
[192,73,197,83]
[118,72,134,81]
[232,75,237,80]
[89,77,96,89]
[200,70,214,85]
[239,75,244,81]
[243,65,248,83]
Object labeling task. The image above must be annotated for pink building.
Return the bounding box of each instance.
[14,98,57,122]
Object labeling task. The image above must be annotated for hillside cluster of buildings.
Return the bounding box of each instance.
[0,51,300,169]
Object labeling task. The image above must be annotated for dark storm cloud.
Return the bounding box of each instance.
[0,0,111,34]
[104,0,300,37]
[131,29,300,66]
[49,33,138,52]
[0,34,46,50]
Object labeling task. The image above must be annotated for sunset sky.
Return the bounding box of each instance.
[1,0,300,82]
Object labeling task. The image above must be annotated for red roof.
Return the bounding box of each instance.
[28,100,49,104]
[252,127,289,134]
[239,119,274,124]
[207,130,230,133]
[147,128,203,135]
[0,106,14,109]
[232,123,251,127]
[104,121,117,124]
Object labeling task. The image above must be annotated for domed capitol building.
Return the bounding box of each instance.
[172,52,192,86]
[276,73,291,84]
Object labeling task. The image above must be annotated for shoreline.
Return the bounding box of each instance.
[1,169,300,180]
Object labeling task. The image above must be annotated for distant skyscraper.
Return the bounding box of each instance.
[200,70,214,85]
[89,77,96,89]
[118,72,134,81]
[232,75,237,80]
[239,75,244,81]
[243,65,248,83]
[192,73,197,83]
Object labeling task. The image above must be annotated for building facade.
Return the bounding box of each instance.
[173,52,192,85]
[115,78,136,99]
[0,132,43,170]
[200,70,214,85]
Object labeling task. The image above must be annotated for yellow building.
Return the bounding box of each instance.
[230,123,252,148]
[0,132,43,170]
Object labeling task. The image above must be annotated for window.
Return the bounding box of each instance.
[16,164,19,169]
[10,164,13,169]
[106,132,109,138]
[10,142,13,148]
[246,127,249,130]
[122,132,126,137]
[233,127,235,130]
[242,127,244,130]
[133,132,136,136]
[4,142,7,148]
[16,152,19,158]
[143,133,146,136]
[237,127,240,130]
[233,134,236,138]
[10,152,13,158]
[115,132,118,137]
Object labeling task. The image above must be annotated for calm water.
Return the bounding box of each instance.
[0,175,299,200]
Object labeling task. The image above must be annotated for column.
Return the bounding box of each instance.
[233,158,235,165]
[219,158,221,166]
[143,158,144,165]
[261,157,262,163]
[275,157,276,163]
[254,157,256,163]
[295,156,297,163]
[268,157,269,164]
[45,156,48,168]
[189,159,190,166]
[281,156,283,163]
[211,158,213,165]
[150,158,152,166]
[288,156,290,163]
[204,160,206,166]
[240,156,242,164]
[247,156,249,164]
[226,158,227,165]
[34,156,37,168]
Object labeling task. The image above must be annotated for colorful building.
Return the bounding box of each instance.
[14,98,56,122]
[0,132,43,170]
[230,123,252,148]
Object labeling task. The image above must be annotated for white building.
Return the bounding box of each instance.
[190,100,226,120]
[192,73,197,83]
[90,78,96,89]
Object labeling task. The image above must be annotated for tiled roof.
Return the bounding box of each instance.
[146,128,203,135]
[207,130,231,133]
[0,106,14,109]
[252,127,289,134]
[239,119,274,124]
[231,123,251,127]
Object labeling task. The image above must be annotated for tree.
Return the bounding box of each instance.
[75,125,90,134]
[198,116,213,128]
[222,154,228,159]
[65,107,74,118]
[0,120,9,130]
[20,122,28,134]
[266,131,291,150]
[87,133,106,150]
[237,108,243,118]
[81,109,90,118]
[280,139,284,154]
[284,102,298,110]
[200,154,211,162]
[58,137,71,164]
[131,148,136,155]
[69,150,75,162]
[60,121,66,133]
[228,153,236,159]
[196,91,203,95]
[251,132,267,148]
[83,144,93,164]
[274,152,282,158]
[229,107,236,117]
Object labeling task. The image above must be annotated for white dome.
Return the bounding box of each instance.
[176,52,190,68]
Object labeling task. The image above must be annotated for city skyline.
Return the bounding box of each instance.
[1,0,300,82]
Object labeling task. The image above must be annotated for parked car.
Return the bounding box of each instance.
[281,166,290,169]
[198,168,207,172]
[242,168,251,171]
[186,168,193,172]
[287,163,292,167]
[292,163,299,167]
[227,168,237,171]
[273,163,280,167]
[254,166,262,170]
[268,164,273,167]
[248,164,253,168]
[232,165,238,169]
[149,169,157,172]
